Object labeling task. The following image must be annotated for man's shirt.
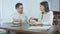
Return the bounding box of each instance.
[10,12,28,23]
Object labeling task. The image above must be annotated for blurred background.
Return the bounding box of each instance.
[0,0,60,23]
[0,0,60,34]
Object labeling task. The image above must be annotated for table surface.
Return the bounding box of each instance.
[0,23,49,34]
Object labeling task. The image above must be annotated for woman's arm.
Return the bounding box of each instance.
[29,11,53,26]
[36,11,53,26]
[29,19,43,26]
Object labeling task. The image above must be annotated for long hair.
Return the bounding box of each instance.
[40,1,49,12]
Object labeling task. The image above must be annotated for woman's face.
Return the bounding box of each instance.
[40,5,45,12]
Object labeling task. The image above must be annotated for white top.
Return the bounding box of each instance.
[38,11,53,26]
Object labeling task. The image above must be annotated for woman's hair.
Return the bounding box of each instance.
[40,1,49,12]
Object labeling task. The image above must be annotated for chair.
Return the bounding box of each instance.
[51,11,60,34]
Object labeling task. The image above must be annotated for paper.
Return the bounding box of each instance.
[28,26,51,30]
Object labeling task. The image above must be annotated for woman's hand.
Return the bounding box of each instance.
[29,17,43,26]
[30,19,36,23]
[29,17,36,24]
[35,22,43,26]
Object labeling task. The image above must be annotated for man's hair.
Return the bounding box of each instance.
[15,3,23,9]
[40,1,49,12]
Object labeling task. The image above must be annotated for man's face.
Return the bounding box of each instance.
[17,5,23,14]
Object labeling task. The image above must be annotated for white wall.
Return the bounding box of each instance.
[1,0,47,22]
[1,0,29,22]
[0,0,2,22]
[48,0,60,11]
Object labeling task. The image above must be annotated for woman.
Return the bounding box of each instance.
[30,1,53,26]
[30,1,53,34]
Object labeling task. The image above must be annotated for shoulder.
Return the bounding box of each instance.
[23,13,27,16]
[11,13,18,18]
[47,11,53,17]
[48,11,53,14]
[47,11,53,15]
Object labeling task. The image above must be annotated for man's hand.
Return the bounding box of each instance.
[13,19,22,22]
[29,17,37,24]
[30,19,36,23]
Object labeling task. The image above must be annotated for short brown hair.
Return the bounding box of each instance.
[15,3,23,9]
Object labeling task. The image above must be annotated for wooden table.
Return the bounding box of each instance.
[0,23,48,34]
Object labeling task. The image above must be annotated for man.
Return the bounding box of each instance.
[12,3,27,23]
[10,3,28,34]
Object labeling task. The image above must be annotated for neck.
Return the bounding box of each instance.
[18,12,23,14]
[20,12,23,14]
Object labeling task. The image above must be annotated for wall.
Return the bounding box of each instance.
[0,0,2,22]
[2,0,60,22]
[1,0,46,22]
[1,0,60,22]
[48,0,60,11]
